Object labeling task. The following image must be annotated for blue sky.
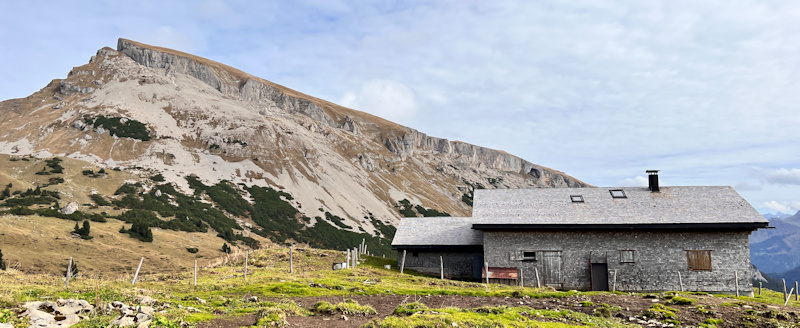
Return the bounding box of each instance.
[2,1,799,214]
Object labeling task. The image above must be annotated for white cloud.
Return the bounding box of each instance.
[762,201,800,214]
[754,168,800,186]
[339,79,417,125]
[616,176,648,187]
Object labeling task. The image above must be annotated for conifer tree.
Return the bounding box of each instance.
[221,243,231,253]
[0,249,6,271]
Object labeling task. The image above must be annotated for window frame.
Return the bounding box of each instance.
[686,250,712,271]
[619,250,635,263]
[609,189,627,198]
[570,195,584,203]
[522,251,537,261]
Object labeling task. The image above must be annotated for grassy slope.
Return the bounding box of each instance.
[0,154,137,207]
[0,214,235,275]
[0,247,798,327]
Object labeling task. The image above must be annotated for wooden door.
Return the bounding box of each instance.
[591,263,609,291]
[541,251,562,288]
[472,255,484,280]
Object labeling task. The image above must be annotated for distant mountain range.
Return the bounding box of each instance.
[751,211,800,284]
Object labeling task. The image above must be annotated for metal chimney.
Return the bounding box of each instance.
[646,170,660,192]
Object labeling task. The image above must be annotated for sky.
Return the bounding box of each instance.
[1,1,799,214]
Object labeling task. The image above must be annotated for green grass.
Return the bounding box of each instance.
[367,305,634,328]
[0,248,796,328]
[313,299,377,316]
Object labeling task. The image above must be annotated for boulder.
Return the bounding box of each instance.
[60,202,79,215]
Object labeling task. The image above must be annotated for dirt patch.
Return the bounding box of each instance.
[199,293,800,327]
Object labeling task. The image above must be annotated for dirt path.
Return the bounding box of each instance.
[199,293,800,328]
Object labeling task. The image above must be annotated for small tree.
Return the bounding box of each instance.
[0,249,6,270]
[221,243,231,254]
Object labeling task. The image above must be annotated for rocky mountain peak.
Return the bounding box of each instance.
[0,38,587,238]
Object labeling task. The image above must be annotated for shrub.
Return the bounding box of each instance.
[581,301,594,307]
[84,115,151,141]
[73,220,92,239]
[221,243,231,253]
[313,300,376,316]
[700,318,723,328]
[151,174,165,182]
[0,249,6,271]
[186,247,199,254]
[644,303,678,320]
[90,194,111,206]
[393,302,429,316]
[114,182,142,195]
[667,295,696,305]
[593,303,620,318]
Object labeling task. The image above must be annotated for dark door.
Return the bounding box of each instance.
[541,251,562,288]
[472,255,484,280]
[591,263,609,291]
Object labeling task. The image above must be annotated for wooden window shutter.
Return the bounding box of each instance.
[687,250,712,271]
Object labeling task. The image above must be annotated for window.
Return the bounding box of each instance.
[510,250,537,261]
[687,250,712,271]
[619,250,635,263]
[412,252,419,257]
[570,195,584,202]
[609,189,627,198]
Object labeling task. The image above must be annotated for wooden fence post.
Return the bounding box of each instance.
[289,247,294,274]
[400,250,406,274]
[787,288,795,306]
[193,259,197,286]
[795,281,798,301]
[678,272,684,292]
[534,267,541,288]
[519,268,524,287]
[783,279,787,303]
[612,270,617,292]
[244,251,249,281]
[132,257,144,285]
[484,261,489,284]
[734,271,739,297]
[759,282,762,295]
[346,249,351,269]
[65,257,73,288]
[440,256,444,279]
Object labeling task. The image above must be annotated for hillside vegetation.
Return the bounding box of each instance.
[0,154,407,274]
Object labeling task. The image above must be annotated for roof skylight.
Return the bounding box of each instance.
[570,195,584,202]
[609,189,627,198]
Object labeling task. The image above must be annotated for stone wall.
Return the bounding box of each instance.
[483,230,753,294]
[396,250,482,280]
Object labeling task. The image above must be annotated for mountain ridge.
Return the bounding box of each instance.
[0,38,587,271]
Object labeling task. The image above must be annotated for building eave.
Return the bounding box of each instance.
[472,222,770,231]
[391,245,483,252]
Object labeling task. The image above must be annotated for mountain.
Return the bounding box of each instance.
[783,211,800,227]
[750,217,800,274]
[0,38,586,273]
[763,212,793,221]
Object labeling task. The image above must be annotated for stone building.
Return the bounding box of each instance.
[392,172,769,294]
[391,217,483,279]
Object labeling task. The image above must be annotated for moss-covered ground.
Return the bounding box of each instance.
[0,247,798,327]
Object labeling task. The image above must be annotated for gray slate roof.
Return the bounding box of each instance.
[472,186,768,225]
[392,217,482,246]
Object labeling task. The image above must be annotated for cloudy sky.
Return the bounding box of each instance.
[2,1,799,214]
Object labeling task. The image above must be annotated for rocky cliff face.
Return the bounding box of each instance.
[0,38,587,238]
[116,39,582,188]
